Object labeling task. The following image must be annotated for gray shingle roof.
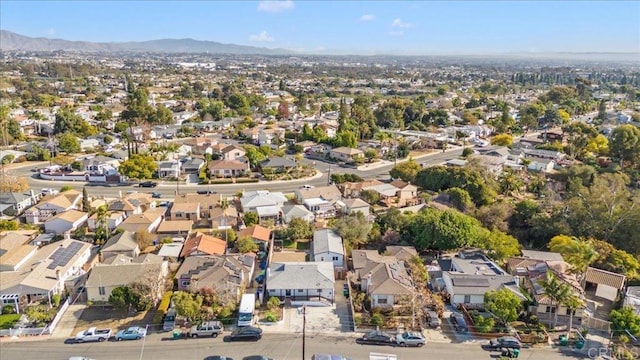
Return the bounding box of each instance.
[267,262,335,290]
[312,229,343,256]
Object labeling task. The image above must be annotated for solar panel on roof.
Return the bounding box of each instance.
[47,242,84,269]
[452,277,490,287]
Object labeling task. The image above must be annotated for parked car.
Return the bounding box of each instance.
[75,327,112,342]
[425,310,441,329]
[395,331,426,347]
[242,356,273,360]
[450,313,468,332]
[488,336,522,350]
[311,355,352,360]
[356,330,396,346]
[139,181,158,188]
[188,321,224,338]
[300,185,315,189]
[115,326,147,341]
[151,191,162,198]
[204,357,234,360]
[197,190,217,195]
[227,326,262,341]
[163,308,177,332]
[69,357,95,360]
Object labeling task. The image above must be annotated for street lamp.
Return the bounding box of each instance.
[302,304,307,360]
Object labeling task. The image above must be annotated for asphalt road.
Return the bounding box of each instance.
[0,333,575,360]
[10,149,463,198]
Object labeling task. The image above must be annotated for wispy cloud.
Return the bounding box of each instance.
[249,31,275,42]
[257,1,294,13]
[391,18,412,29]
[46,28,56,37]
[359,14,375,22]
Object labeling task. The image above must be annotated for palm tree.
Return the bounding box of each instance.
[538,271,572,328]
[93,205,110,245]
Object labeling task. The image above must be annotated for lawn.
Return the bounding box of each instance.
[296,240,310,250]
[0,314,21,329]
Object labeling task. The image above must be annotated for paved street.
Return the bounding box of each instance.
[0,333,581,360]
[8,149,463,198]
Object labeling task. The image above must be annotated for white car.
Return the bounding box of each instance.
[69,357,95,360]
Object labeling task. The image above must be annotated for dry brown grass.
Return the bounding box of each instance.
[73,306,157,334]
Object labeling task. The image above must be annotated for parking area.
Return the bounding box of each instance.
[72,306,157,335]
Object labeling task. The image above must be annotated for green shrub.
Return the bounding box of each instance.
[1,305,15,315]
[473,314,496,333]
[370,313,384,327]
[263,311,278,322]
[235,178,259,183]
[267,296,280,311]
[15,155,27,163]
[211,179,233,184]
[52,294,61,307]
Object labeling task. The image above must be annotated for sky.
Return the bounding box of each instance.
[1,1,639,55]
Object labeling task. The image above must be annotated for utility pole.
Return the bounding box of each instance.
[302,305,306,360]
[327,165,332,186]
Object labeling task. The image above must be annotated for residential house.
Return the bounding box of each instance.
[107,198,143,217]
[526,157,556,173]
[352,246,418,308]
[156,220,194,239]
[0,190,41,216]
[0,239,91,307]
[583,267,626,302]
[175,254,254,298]
[179,232,227,257]
[117,208,165,233]
[170,202,200,221]
[85,254,168,303]
[282,205,314,224]
[157,160,181,179]
[87,211,125,232]
[240,190,287,223]
[312,229,345,273]
[82,156,121,174]
[44,210,89,235]
[182,158,205,174]
[101,231,140,261]
[295,185,342,218]
[157,243,184,260]
[25,190,82,224]
[238,225,271,251]
[507,251,586,325]
[329,147,364,163]
[207,159,250,177]
[211,144,246,161]
[266,262,335,303]
[124,193,155,211]
[438,249,524,309]
[260,157,298,173]
[173,193,222,219]
[342,198,370,216]
[624,287,640,315]
[79,138,100,151]
[340,179,385,198]
[210,207,239,231]
[0,230,39,272]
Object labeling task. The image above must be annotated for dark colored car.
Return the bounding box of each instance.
[450,313,468,332]
[151,192,162,198]
[197,190,217,195]
[227,326,262,341]
[203,357,234,360]
[242,356,273,360]
[488,336,522,350]
[356,330,395,346]
[139,181,158,188]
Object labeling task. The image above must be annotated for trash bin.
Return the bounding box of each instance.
[512,349,520,358]
[559,335,568,346]
[172,330,181,339]
[576,340,585,349]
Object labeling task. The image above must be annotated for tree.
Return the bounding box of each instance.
[548,235,597,273]
[405,207,484,251]
[109,286,132,311]
[332,212,372,252]
[389,158,421,183]
[609,124,640,169]
[610,306,640,338]
[0,175,29,192]
[54,107,96,137]
[589,239,640,279]
[119,154,158,179]
[135,230,154,249]
[360,189,380,205]
[497,168,524,196]
[446,187,473,212]
[243,145,267,168]
[82,187,91,212]
[484,288,524,326]
[236,236,258,253]
[490,134,513,147]
[277,100,290,120]
[243,211,258,226]
[480,230,521,264]
[173,291,203,321]
[0,220,19,231]
[537,271,572,328]
[57,133,80,154]
[364,149,378,163]
[287,218,313,240]
[151,104,173,125]
[60,185,73,192]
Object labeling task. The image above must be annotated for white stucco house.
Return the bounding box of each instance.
[266,262,335,304]
[44,210,89,235]
[312,229,345,271]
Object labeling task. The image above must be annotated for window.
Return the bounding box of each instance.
[98,287,105,295]
[298,289,304,293]
[566,308,575,316]
[545,306,556,313]
[181,281,190,287]
[463,295,471,304]
[332,256,339,261]
[377,298,388,304]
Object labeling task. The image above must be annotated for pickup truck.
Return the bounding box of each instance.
[75,327,112,342]
[187,321,224,338]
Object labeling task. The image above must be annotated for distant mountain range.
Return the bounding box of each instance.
[0,30,292,55]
